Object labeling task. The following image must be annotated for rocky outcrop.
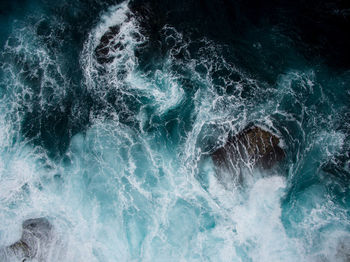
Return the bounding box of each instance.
[0,218,53,261]
[95,25,125,64]
[212,125,285,171]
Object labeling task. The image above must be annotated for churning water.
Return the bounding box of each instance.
[0,0,350,261]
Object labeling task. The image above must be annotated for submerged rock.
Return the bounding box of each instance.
[95,25,124,64]
[212,125,285,171]
[0,218,53,261]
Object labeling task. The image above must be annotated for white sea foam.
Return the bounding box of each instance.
[0,1,349,261]
[81,2,185,123]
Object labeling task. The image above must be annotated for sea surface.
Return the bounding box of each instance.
[0,0,350,261]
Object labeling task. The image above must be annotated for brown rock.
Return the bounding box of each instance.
[212,126,285,171]
[0,218,53,261]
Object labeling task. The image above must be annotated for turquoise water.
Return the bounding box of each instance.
[0,0,350,261]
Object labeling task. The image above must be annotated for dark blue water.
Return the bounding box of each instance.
[0,0,350,261]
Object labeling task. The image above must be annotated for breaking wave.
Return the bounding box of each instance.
[0,0,349,261]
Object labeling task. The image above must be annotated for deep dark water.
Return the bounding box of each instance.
[0,0,350,261]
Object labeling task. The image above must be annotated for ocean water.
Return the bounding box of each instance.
[0,0,350,261]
